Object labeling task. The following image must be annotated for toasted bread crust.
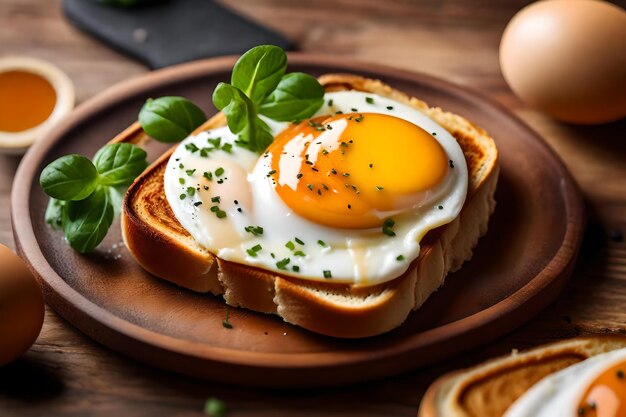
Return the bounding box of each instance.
[419,335,626,417]
[121,74,499,337]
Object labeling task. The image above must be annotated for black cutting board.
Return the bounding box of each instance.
[62,0,292,69]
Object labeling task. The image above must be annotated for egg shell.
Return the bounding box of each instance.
[0,243,45,365]
[499,0,626,124]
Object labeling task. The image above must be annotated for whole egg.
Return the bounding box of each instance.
[500,0,626,124]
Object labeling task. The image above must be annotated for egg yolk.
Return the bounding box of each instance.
[577,361,626,417]
[267,112,449,229]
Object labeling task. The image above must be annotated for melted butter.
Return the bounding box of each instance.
[0,70,57,132]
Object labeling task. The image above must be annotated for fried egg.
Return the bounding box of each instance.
[505,347,626,417]
[164,91,468,284]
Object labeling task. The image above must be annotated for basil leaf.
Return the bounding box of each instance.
[231,45,287,105]
[93,143,148,186]
[107,185,127,216]
[259,72,325,121]
[45,198,66,230]
[40,155,99,201]
[212,83,273,153]
[63,187,114,253]
[139,96,207,143]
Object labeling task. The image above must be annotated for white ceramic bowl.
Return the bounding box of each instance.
[0,57,74,154]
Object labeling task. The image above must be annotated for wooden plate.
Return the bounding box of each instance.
[11,55,584,388]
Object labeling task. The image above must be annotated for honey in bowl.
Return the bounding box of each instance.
[0,70,57,133]
[0,57,74,154]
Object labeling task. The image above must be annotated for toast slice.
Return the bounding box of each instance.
[419,335,626,417]
[120,74,499,338]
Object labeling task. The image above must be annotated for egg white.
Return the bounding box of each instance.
[504,347,626,417]
[164,91,468,285]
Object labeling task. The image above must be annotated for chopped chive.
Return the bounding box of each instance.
[386,105,394,110]
[244,226,264,236]
[216,210,227,219]
[251,244,262,252]
[215,167,225,177]
[323,270,332,279]
[246,248,258,257]
[307,184,313,191]
[185,143,199,153]
[295,237,305,245]
[194,201,203,207]
[322,149,329,155]
[179,163,184,169]
[267,169,276,176]
[210,206,219,212]
[292,265,300,272]
[296,173,303,179]
[221,143,233,153]
[276,258,290,270]
[317,240,327,247]
[432,132,437,136]
[208,137,222,147]
[185,169,196,176]
[203,171,213,181]
[343,172,350,177]
[331,168,337,175]
[351,108,358,112]
[366,97,374,104]
[396,255,405,261]
[376,186,384,191]
[179,178,185,184]
[179,194,186,200]
[186,187,195,196]
[383,218,396,237]
[211,196,221,203]
[328,99,333,106]
[293,251,306,257]
[354,115,364,122]
[285,241,295,251]
[305,160,313,165]
[322,184,329,190]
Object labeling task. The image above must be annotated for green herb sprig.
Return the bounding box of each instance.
[138,45,324,154]
[212,45,325,153]
[40,143,148,253]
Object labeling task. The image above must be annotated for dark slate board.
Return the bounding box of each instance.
[62,0,292,69]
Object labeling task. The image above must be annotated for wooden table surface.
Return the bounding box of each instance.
[1,0,625,415]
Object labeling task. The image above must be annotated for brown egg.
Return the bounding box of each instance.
[0,243,45,365]
[500,0,626,124]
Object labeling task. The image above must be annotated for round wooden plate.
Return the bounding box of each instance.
[11,55,584,388]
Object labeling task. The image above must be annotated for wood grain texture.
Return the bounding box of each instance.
[0,0,625,415]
